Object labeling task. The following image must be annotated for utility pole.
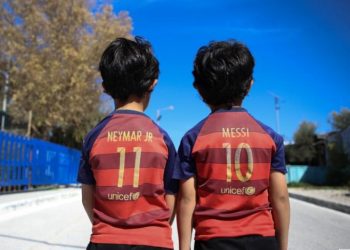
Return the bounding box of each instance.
[27,110,33,137]
[0,70,9,131]
[269,91,281,134]
[274,95,280,134]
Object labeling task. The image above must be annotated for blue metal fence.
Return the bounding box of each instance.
[0,131,80,190]
[0,130,330,189]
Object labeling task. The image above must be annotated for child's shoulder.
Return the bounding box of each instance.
[83,113,114,148]
[150,120,169,136]
[248,114,284,144]
[180,117,208,145]
[149,120,175,147]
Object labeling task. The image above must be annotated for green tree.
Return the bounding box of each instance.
[294,122,317,144]
[330,108,350,131]
[286,121,317,165]
[327,140,349,186]
[0,0,132,147]
[327,108,350,185]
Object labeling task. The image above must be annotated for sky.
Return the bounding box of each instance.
[102,0,350,147]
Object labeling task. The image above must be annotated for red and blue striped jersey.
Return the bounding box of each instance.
[173,107,286,241]
[77,109,178,249]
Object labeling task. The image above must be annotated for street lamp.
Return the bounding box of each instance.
[156,105,174,123]
[0,70,9,131]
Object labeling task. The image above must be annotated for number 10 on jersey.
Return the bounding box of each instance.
[223,143,254,183]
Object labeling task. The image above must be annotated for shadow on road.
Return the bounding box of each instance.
[0,233,85,249]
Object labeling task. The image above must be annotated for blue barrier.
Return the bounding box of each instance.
[286,165,327,185]
[0,132,330,189]
[0,131,81,189]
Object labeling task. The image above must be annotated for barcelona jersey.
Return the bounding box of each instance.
[173,107,287,241]
[77,109,178,249]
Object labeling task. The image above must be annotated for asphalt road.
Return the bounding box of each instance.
[289,199,350,250]
[0,195,349,250]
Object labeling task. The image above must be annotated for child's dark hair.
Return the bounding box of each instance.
[99,36,159,102]
[193,40,255,106]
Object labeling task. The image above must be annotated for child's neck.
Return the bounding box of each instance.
[115,95,149,112]
[210,103,242,112]
[116,101,145,112]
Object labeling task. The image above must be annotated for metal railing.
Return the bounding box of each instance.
[0,131,80,192]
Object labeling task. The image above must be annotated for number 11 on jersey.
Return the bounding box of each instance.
[117,147,142,188]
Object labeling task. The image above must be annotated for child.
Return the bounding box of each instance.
[174,40,290,250]
[77,37,178,250]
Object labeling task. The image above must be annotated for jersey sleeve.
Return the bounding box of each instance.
[76,138,95,185]
[271,134,287,174]
[253,118,287,175]
[173,135,196,180]
[173,119,206,180]
[76,115,112,185]
[159,128,179,194]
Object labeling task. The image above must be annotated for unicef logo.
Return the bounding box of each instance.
[132,192,140,200]
[245,186,256,195]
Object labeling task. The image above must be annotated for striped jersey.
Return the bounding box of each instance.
[77,109,178,249]
[173,107,286,241]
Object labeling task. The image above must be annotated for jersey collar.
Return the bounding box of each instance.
[211,106,247,114]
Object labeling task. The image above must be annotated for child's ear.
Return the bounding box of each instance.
[248,79,254,91]
[148,79,158,92]
[101,81,108,94]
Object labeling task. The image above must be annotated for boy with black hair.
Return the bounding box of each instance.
[77,37,178,250]
[174,40,290,250]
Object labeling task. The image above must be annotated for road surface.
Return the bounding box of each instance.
[0,194,349,250]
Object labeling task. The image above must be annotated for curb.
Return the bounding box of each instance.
[289,192,350,215]
[0,188,80,214]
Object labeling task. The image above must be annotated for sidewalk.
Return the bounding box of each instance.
[1,186,350,216]
[0,187,81,222]
[288,187,350,214]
